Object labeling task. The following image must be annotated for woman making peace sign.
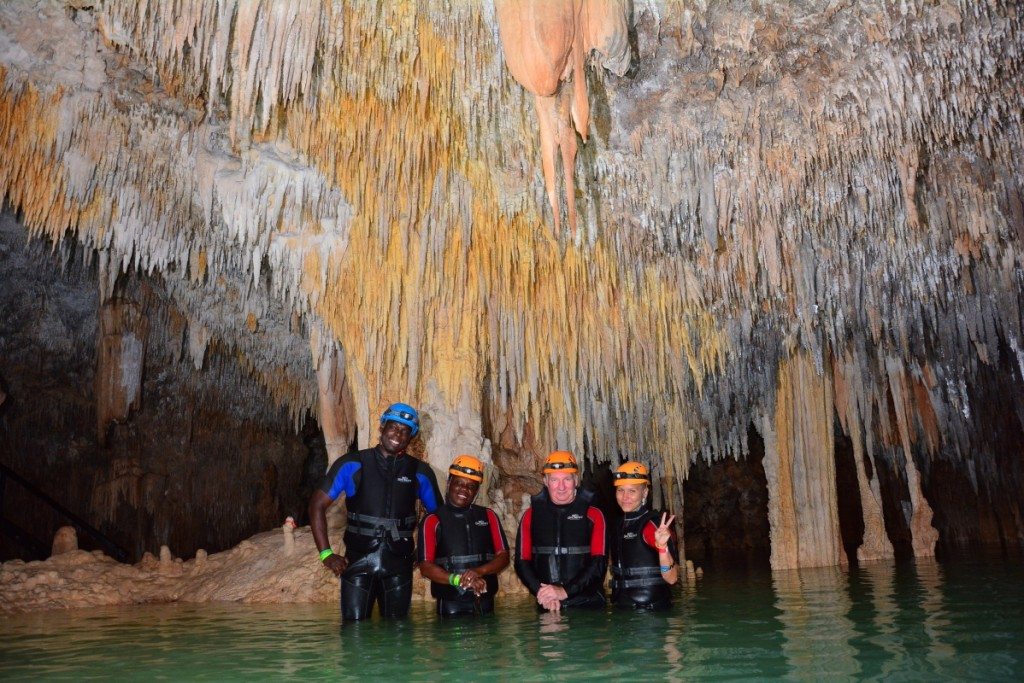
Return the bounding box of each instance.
[609,461,679,611]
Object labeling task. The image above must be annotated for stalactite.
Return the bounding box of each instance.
[0,0,1021,569]
[495,0,631,233]
[312,336,355,466]
[94,295,147,445]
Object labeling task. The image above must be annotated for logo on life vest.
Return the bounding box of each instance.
[567,513,584,521]
[475,519,489,527]
[623,532,638,539]
[396,476,413,483]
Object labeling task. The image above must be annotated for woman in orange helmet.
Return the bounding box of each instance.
[609,461,678,610]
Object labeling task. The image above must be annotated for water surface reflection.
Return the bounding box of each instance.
[1,558,1021,680]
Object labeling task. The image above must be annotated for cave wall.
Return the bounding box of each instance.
[0,212,312,562]
[920,350,1024,558]
[0,1,1021,573]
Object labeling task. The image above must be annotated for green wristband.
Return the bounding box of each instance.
[319,548,334,562]
[449,573,461,587]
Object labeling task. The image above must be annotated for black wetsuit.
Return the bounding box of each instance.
[610,505,676,611]
[418,502,509,617]
[514,488,607,609]
[319,447,441,620]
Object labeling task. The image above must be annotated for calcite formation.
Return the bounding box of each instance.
[0,525,338,615]
[495,0,631,233]
[0,0,1022,573]
[95,298,147,443]
[0,518,528,615]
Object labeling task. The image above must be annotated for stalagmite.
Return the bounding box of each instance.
[660,468,687,569]
[51,527,78,556]
[904,455,940,558]
[762,353,846,570]
[282,516,296,556]
[853,437,895,562]
[885,357,940,557]
[833,353,894,562]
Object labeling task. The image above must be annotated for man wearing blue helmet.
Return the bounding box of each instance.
[309,402,442,621]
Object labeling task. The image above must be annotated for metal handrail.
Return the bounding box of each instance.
[0,461,128,562]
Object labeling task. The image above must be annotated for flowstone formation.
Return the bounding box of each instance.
[0,524,338,615]
[0,0,1022,577]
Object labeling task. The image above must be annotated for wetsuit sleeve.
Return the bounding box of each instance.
[562,506,607,598]
[415,461,442,513]
[417,513,440,563]
[514,507,541,596]
[487,508,509,553]
[317,455,361,501]
[642,520,658,549]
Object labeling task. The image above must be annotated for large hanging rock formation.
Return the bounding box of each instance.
[495,0,632,233]
[0,0,1022,574]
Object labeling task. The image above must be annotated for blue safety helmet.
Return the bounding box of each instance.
[380,402,420,436]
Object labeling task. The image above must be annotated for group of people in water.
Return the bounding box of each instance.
[308,402,678,620]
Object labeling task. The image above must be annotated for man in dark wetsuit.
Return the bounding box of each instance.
[308,402,442,621]
[515,450,607,612]
[417,455,510,617]
[609,461,678,611]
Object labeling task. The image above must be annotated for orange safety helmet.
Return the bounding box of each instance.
[543,450,579,474]
[449,454,484,482]
[613,461,651,487]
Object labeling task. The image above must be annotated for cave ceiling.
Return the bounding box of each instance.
[0,0,1021,480]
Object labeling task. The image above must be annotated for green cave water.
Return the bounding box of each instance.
[1,558,1022,681]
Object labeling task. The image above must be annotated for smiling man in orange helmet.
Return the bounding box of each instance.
[610,461,678,611]
[514,450,607,611]
[417,455,510,617]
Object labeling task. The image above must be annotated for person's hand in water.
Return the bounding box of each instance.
[460,568,487,595]
[537,583,567,611]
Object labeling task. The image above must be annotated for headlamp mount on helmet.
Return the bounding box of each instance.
[542,450,579,474]
[380,402,420,436]
[613,461,652,486]
[448,455,484,482]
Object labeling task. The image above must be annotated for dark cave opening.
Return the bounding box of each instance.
[834,425,866,565]
[0,218,314,563]
[682,425,771,572]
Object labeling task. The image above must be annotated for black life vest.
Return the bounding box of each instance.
[430,503,500,600]
[343,448,422,559]
[526,488,597,586]
[610,506,671,609]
